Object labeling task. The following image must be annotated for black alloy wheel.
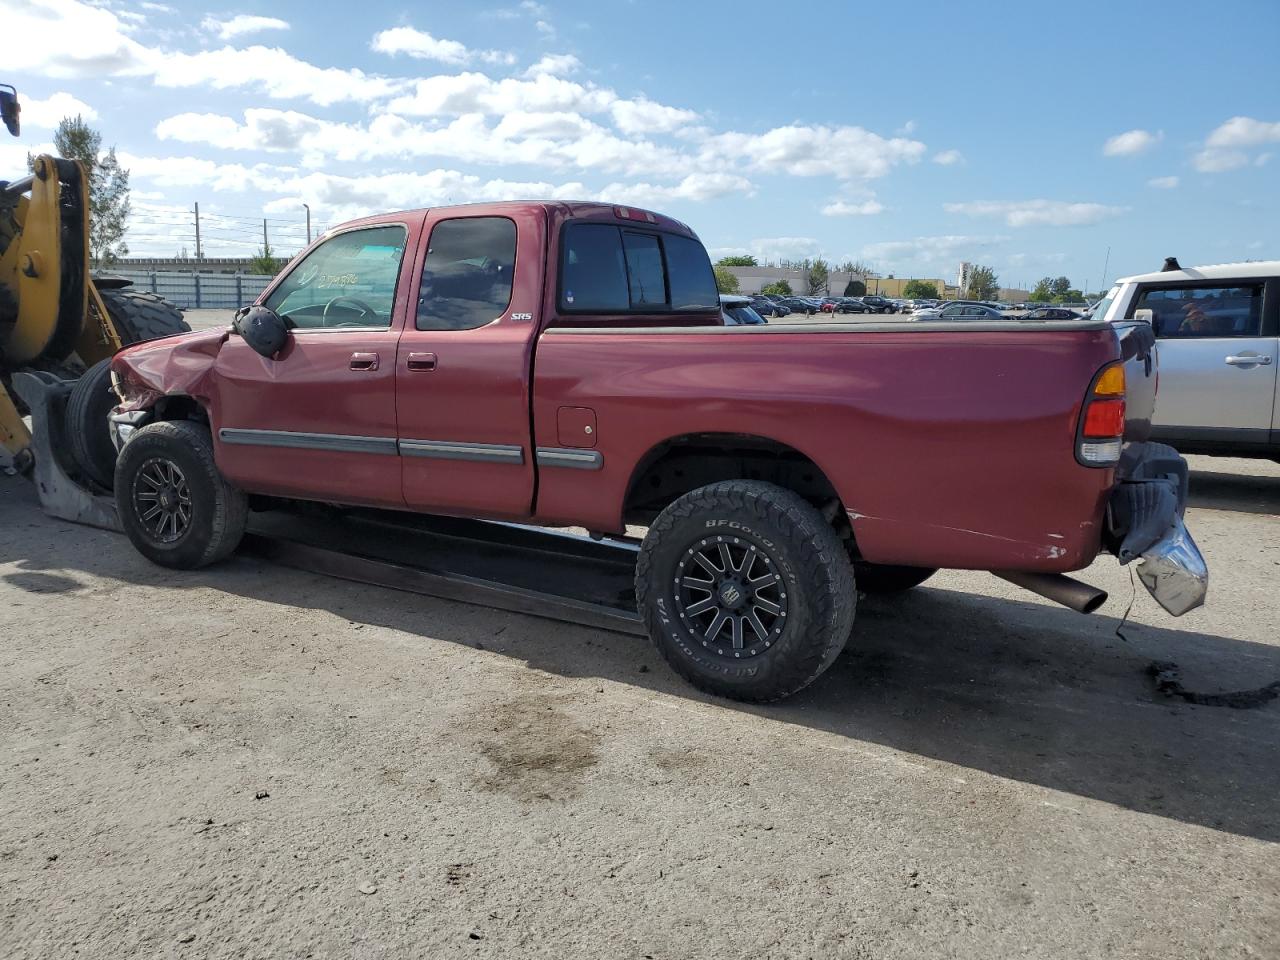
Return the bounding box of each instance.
[674,536,789,660]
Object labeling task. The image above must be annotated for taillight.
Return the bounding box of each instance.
[1077,362,1126,466]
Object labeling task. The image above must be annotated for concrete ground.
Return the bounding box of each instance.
[1,457,1277,958]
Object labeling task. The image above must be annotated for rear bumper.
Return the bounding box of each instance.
[1105,442,1208,616]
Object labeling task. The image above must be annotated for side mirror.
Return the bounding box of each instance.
[1,85,20,138]
[233,304,290,359]
[1133,308,1155,327]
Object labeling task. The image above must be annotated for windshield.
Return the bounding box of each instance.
[1091,285,1121,322]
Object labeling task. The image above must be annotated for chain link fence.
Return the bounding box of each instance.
[107,271,276,310]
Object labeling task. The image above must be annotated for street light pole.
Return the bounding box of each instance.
[303,203,311,244]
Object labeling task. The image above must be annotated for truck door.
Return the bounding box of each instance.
[212,220,420,506]
[1134,279,1278,445]
[395,208,544,519]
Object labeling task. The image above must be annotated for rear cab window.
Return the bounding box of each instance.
[557,221,718,319]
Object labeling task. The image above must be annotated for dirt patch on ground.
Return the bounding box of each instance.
[468,692,601,802]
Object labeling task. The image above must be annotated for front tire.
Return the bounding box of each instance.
[114,420,247,569]
[65,357,119,490]
[635,481,856,702]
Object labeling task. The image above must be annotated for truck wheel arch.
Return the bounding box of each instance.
[621,432,859,544]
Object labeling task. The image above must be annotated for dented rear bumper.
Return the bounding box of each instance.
[1105,442,1208,616]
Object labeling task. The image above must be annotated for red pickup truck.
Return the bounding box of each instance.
[107,201,1207,701]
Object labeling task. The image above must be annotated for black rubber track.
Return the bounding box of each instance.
[635,480,856,703]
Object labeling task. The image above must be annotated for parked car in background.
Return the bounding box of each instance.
[835,298,872,314]
[860,295,895,314]
[1094,257,1280,461]
[1023,306,1085,321]
[913,302,1009,321]
[749,296,790,318]
[720,294,769,326]
[779,296,818,315]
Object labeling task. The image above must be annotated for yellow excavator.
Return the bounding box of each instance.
[1,83,188,495]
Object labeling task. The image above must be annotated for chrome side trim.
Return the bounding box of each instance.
[536,447,604,470]
[218,427,398,456]
[399,439,525,464]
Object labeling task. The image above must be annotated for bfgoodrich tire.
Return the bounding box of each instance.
[635,480,856,702]
[852,562,937,594]
[114,420,247,569]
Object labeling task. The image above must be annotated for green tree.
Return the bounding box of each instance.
[759,279,792,296]
[966,265,999,300]
[44,115,131,267]
[716,254,758,267]
[807,257,830,296]
[1048,276,1072,299]
[713,265,740,294]
[1029,277,1054,302]
[902,279,939,299]
[843,279,866,297]
[837,259,874,277]
[249,242,282,276]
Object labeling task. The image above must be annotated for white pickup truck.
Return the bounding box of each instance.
[1095,258,1279,461]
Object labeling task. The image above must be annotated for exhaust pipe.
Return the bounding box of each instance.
[993,570,1108,614]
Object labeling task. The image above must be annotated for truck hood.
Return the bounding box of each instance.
[110,326,228,409]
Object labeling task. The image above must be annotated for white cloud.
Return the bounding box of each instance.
[369,26,513,67]
[1102,129,1161,157]
[201,15,290,40]
[704,125,925,180]
[944,199,1127,227]
[897,120,917,135]
[610,97,699,136]
[535,20,555,36]
[746,237,822,262]
[860,235,1009,272]
[6,0,153,78]
[387,71,616,117]
[18,91,98,128]
[1193,116,1280,172]
[523,53,581,78]
[932,149,963,166]
[822,198,884,216]
[1147,175,1179,189]
[599,173,754,207]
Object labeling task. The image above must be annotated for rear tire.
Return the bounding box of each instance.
[114,420,247,569]
[635,480,856,702]
[65,358,118,490]
[853,562,937,593]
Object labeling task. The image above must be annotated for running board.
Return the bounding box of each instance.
[242,507,645,637]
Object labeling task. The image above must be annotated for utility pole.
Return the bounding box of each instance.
[303,203,311,244]
[193,202,202,262]
[1100,246,1111,292]
[262,218,269,254]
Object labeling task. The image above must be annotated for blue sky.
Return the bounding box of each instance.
[7,0,1279,291]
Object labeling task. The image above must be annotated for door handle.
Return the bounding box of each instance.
[1225,355,1272,366]
[349,352,379,371]
[406,352,437,372]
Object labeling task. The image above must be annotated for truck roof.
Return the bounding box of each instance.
[1115,259,1280,284]
[336,200,699,239]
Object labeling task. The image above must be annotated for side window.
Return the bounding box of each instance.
[417,217,517,331]
[560,224,628,312]
[664,234,719,310]
[1133,283,1263,339]
[264,225,406,330]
